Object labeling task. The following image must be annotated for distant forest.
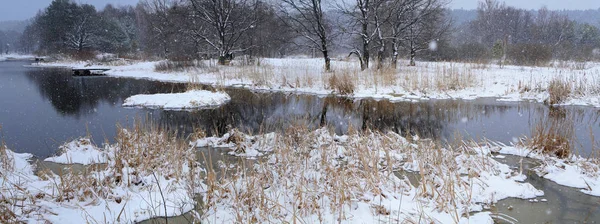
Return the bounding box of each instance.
[1,0,600,67]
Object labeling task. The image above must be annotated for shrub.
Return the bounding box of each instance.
[154,60,207,72]
[507,44,552,66]
[528,117,573,158]
[545,79,571,105]
[328,72,355,95]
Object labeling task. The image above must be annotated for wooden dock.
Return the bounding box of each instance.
[72,68,110,76]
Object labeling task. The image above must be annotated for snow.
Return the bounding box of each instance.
[32,58,600,107]
[194,128,543,223]
[193,130,278,157]
[1,131,198,223]
[44,138,108,165]
[474,144,600,197]
[0,54,35,61]
[538,157,600,196]
[123,90,231,110]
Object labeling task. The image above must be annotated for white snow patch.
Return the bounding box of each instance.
[44,138,108,165]
[477,144,600,197]
[0,54,35,61]
[1,132,198,223]
[123,90,230,110]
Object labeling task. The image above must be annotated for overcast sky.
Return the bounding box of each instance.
[1,0,600,21]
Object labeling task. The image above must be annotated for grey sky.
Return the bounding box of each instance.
[1,0,600,21]
[452,0,600,10]
[0,0,140,21]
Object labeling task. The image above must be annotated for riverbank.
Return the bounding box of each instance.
[0,54,35,61]
[2,126,599,223]
[33,58,600,107]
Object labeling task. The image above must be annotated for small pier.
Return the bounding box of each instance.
[72,68,110,76]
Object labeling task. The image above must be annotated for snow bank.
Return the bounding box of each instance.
[123,90,230,110]
[32,58,600,108]
[0,54,35,61]
[195,128,543,223]
[537,157,600,196]
[1,128,200,223]
[44,138,108,165]
[475,144,600,197]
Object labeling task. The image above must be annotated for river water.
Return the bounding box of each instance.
[3,60,600,223]
[2,60,599,158]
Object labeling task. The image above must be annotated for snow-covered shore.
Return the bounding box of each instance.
[0,54,35,61]
[1,128,200,223]
[123,90,231,110]
[476,144,600,197]
[2,126,599,223]
[33,58,600,107]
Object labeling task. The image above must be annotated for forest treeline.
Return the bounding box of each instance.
[2,0,600,68]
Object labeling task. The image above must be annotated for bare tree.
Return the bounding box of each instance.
[188,0,258,64]
[279,0,332,71]
[386,0,446,68]
[139,0,180,58]
[404,6,449,66]
[338,0,389,70]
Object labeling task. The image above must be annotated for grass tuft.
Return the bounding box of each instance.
[328,71,355,95]
[545,78,571,105]
[155,60,208,72]
[527,115,574,158]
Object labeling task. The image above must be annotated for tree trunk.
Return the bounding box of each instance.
[409,48,416,66]
[362,43,369,71]
[361,22,369,71]
[391,36,399,69]
[323,50,331,72]
[377,44,384,70]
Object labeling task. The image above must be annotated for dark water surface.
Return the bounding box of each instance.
[1,60,600,159]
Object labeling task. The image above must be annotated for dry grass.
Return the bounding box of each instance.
[328,69,356,95]
[197,127,517,223]
[235,65,274,87]
[31,123,197,205]
[526,115,574,158]
[0,122,201,223]
[545,78,571,105]
[0,134,19,224]
[155,60,209,72]
[200,128,411,223]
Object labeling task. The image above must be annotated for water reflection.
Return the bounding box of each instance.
[24,68,187,116]
[1,61,599,159]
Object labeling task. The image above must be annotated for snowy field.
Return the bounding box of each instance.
[35,58,600,107]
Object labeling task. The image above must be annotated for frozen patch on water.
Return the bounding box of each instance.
[44,138,108,165]
[123,90,230,110]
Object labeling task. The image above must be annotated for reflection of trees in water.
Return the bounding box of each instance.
[25,69,186,116]
[24,68,599,146]
[154,90,327,136]
[154,90,536,141]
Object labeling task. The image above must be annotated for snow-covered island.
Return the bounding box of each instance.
[123,90,231,110]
